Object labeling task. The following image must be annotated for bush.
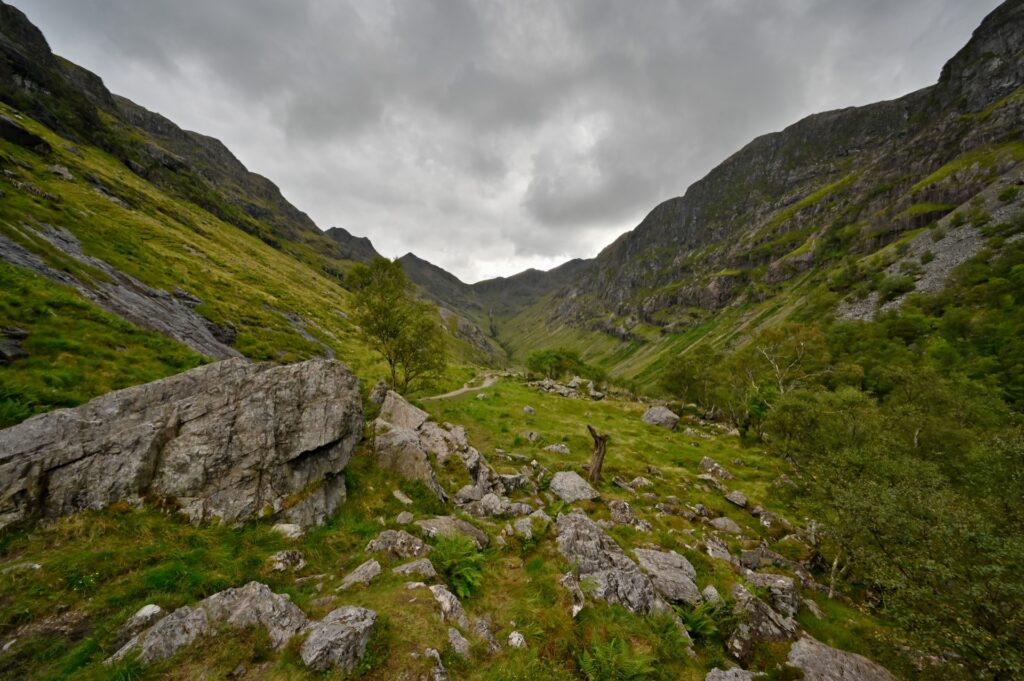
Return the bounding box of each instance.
[877,275,915,302]
[525,348,606,382]
[431,534,485,599]
[997,185,1019,202]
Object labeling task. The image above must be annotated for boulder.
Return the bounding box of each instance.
[393,489,414,505]
[392,558,437,579]
[366,530,431,559]
[368,379,389,405]
[379,390,429,430]
[109,582,309,664]
[520,431,540,443]
[787,635,898,681]
[523,406,535,415]
[300,606,377,672]
[560,572,587,617]
[268,550,307,573]
[507,631,526,648]
[608,500,652,532]
[543,443,571,455]
[373,427,449,502]
[472,616,501,653]
[415,516,489,549]
[554,512,674,617]
[745,572,799,619]
[633,549,702,606]
[726,583,798,663]
[699,456,734,480]
[114,604,165,647]
[448,627,471,657]
[0,358,363,530]
[702,585,722,604]
[338,559,381,590]
[642,406,679,429]
[272,523,304,540]
[549,471,599,503]
[725,491,748,508]
[429,584,469,628]
[706,669,763,681]
[709,517,743,534]
[396,511,414,524]
[463,493,533,518]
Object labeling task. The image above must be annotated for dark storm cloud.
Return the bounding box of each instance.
[17,0,1002,281]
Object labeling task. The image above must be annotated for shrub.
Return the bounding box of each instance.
[997,185,1019,202]
[431,534,485,599]
[920,250,935,264]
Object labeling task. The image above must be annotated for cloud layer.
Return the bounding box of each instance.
[20,0,1000,281]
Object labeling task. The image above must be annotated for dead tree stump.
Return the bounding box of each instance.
[587,424,610,485]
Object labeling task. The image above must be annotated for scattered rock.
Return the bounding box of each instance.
[629,476,654,489]
[366,530,431,559]
[705,536,736,564]
[706,669,764,681]
[48,164,73,181]
[709,517,743,534]
[415,516,489,549]
[555,511,672,617]
[745,572,799,619]
[472,616,501,653]
[699,457,734,480]
[609,500,652,532]
[426,647,448,680]
[396,511,414,524]
[368,379,389,405]
[633,549,702,606]
[560,572,587,617]
[513,516,535,539]
[549,471,599,503]
[338,559,381,590]
[373,427,449,502]
[725,491,748,508]
[642,406,680,429]
[1,359,363,531]
[802,598,825,619]
[787,635,898,681]
[520,431,541,443]
[393,558,437,580]
[429,585,469,628]
[507,631,526,648]
[475,393,487,400]
[448,627,471,657]
[523,406,535,415]
[300,606,378,672]
[115,604,165,647]
[726,583,798,663]
[0,326,28,363]
[393,490,414,505]
[543,443,571,455]
[702,585,723,604]
[268,550,306,573]
[272,524,305,540]
[379,391,429,430]
[0,561,41,574]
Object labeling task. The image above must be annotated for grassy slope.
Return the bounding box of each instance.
[0,378,905,680]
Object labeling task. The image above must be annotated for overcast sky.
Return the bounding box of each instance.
[19,0,1001,282]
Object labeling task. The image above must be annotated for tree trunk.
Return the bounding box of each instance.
[587,424,610,485]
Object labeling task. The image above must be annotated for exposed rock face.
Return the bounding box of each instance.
[725,491,748,508]
[633,549,702,606]
[787,635,898,681]
[268,550,307,573]
[415,516,489,549]
[339,559,382,590]
[555,511,670,616]
[366,530,431,559]
[544,443,571,455]
[642,406,680,429]
[609,500,652,532]
[109,582,308,664]
[699,457,734,480]
[709,517,743,534]
[393,558,437,579]
[706,669,763,681]
[301,606,378,673]
[429,584,469,628]
[379,390,429,429]
[114,604,165,647]
[745,572,799,619]
[0,358,363,530]
[373,426,449,502]
[727,583,798,663]
[549,471,600,503]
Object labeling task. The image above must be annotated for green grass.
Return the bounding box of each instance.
[910,141,1024,192]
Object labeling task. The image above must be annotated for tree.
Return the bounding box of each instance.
[349,257,446,392]
[586,424,610,485]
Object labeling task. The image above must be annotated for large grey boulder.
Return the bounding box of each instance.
[109,582,309,664]
[787,635,898,681]
[416,516,489,549]
[549,471,599,503]
[379,390,429,430]
[554,512,672,617]
[0,358,363,530]
[373,426,449,502]
[642,406,679,429]
[726,583,798,663]
[300,606,377,672]
[633,549,702,606]
[393,558,437,579]
[366,530,431,559]
[745,572,799,619]
[338,559,382,590]
[429,584,469,628]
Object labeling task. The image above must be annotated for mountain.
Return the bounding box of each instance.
[325,225,382,263]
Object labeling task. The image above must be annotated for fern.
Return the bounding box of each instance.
[431,534,485,600]
[578,638,654,681]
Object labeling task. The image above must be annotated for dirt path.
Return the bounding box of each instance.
[422,373,499,400]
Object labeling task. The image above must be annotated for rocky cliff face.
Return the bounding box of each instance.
[0,358,363,530]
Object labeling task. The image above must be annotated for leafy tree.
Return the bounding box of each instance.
[525,348,605,382]
[348,257,446,392]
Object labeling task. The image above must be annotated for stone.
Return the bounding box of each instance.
[699,457,734,480]
[393,558,437,579]
[745,572,799,619]
[725,491,748,508]
[455,483,484,503]
[633,549,702,606]
[507,631,526,648]
[109,582,309,664]
[726,584,798,663]
[448,627,471,657]
[555,512,672,617]
[368,379,389,405]
[0,561,41,573]
[520,431,540,443]
[393,489,414,505]
[0,359,363,531]
[709,517,743,534]
[787,635,898,681]
[475,393,487,400]
[464,493,533,518]
[629,476,654,489]
[472,616,501,653]
[115,604,165,647]
[706,536,736,564]
[705,669,763,681]
[609,500,652,532]
[429,585,469,628]
[396,511,414,524]
[549,471,599,503]
[272,523,305,540]
[523,406,535,415]
[426,647,448,680]
[415,516,489,549]
[373,427,448,502]
[366,530,431,559]
[379,391,429,430]
[803,598,825,619]
[642,406,680,429]
[338,559,381,590]
[0,326,28,363]
[543,443,571,455]
[702,585,723,604]
[300,606,378,672]
[268,550,306,573]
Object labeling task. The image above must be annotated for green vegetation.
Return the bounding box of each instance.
[525,348,605,382]
[577,638,654,681]
[349,257,448,393]
[431,534,486,600]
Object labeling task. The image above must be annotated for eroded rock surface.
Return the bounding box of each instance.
[301,606,378,673]
[787,635,898,681]
[0,358,363,530]
[633,549,702,606]
[550,471,599,503]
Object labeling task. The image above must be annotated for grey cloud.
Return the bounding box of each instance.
[17,0,1002,281]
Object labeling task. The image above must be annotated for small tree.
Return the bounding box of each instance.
[349,257,446,392]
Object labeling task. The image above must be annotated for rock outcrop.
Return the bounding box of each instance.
[642,406,679,429]
[727,583,798,663]
[549,471,599,503]
[786,635,898,681]
[0,358,363,530]
[633,549,702,606]
[301,606,378,673]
